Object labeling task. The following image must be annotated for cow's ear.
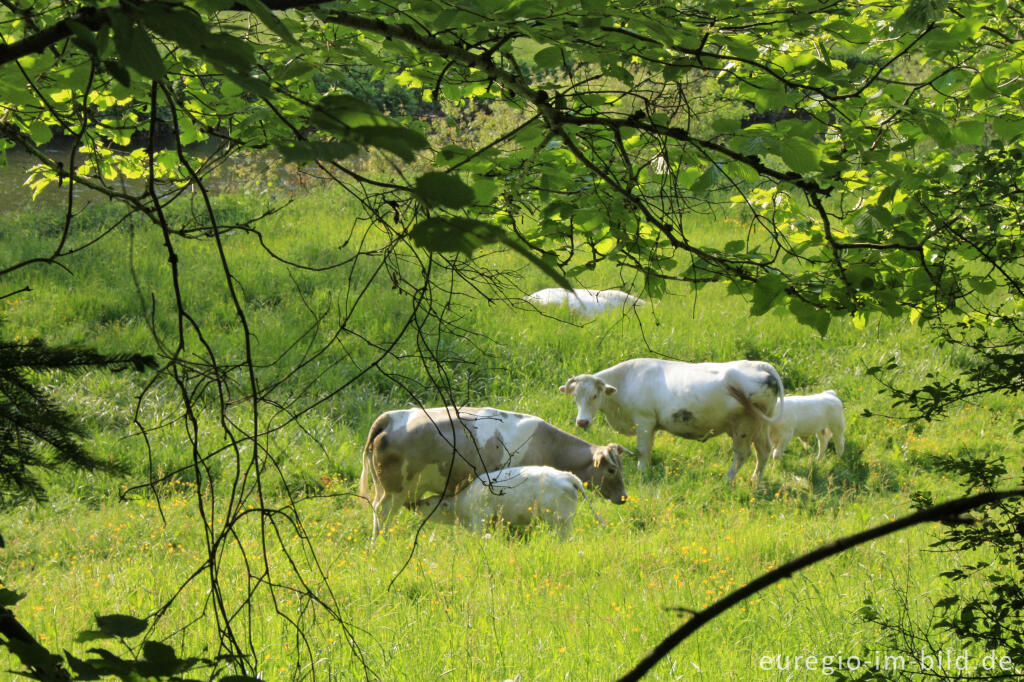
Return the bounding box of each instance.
[592,450,604,468]
[603,383,618,395]
[559,378,577,394]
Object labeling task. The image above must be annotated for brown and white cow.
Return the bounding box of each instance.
[560,358,784,483]
[358,406,628,538]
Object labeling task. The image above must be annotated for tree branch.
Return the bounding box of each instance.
[618,488,1024,682]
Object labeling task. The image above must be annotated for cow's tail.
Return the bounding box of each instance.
[729,364,785,424]
[571,473,606,527]
[358,413,389,506]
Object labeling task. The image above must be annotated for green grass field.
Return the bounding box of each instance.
[1,186,1019,680]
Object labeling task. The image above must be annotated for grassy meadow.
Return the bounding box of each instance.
[1,185,1021,680]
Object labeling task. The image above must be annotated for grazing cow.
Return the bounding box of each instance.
[358,406,628,538]
[411,465,592,539]
[755,390,845,461]
[523,288,646,318]
[559,358,784,482]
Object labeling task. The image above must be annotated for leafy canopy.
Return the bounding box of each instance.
[4,0,1024,677]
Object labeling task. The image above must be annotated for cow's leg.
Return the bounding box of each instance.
[771,431,791,461]
[725,431,751,485]
[371,491,405,539]
[555,517,573,541]
[815,430,832,459]
[751,427,772,484]
[833,424,845,457]
[634,419,656,469]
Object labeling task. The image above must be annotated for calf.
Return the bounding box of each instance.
[358,406,628,538]
[412,465,590,539]
[764,390,846,461]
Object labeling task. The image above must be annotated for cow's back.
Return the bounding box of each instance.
[369,407,558,499]
[603,358,779,438]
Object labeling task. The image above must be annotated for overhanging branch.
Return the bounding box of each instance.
[618,488,1024,681]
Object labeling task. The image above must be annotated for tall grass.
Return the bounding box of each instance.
[0,186,1018,679]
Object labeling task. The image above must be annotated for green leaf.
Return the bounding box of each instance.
[690,166,720,193]
[410,217,501,255]
[776,137,821,173]
[473,178,499,204]
[711,117,740,133]
[141,4,208,45]
[102,60,132,87]
[65,20,99,55]
[415,172,477,209]
[953,120,985,145]
[992,116,1024,141]
[533,46,564,69]
[315,94,386,124]
[847,265,876,291]
[28,121,52,145]
[195,33,256,72]
[94,614,148,638]
[789,298,831,336]
[719,35,758,60]
[353,126,428,162]
[411,218,571,289]
[967,276,996,295]
[235,0,297,44]
[751,273,785,316]
[109,10,166,81]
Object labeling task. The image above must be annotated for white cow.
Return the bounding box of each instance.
[411,465,591,539]
[559,358,785,482]
[763,390,845,461]
[358,406,629,538]
[524,288,646,318]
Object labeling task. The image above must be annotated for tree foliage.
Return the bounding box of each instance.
[3,0,1024,677]
[0,330,154,502]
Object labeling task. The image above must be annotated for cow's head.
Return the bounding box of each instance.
[590,444,628,504]
[559,374,617,429]
[410,495,458,525]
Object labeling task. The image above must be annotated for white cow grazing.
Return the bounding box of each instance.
[359,406,629,538]
[560,358,785,483]
[412,465,590,539]
[524,288,646,318]
[764,390,845,461]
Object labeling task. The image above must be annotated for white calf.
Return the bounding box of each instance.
[767,390,845,461]
[412,466,588,539]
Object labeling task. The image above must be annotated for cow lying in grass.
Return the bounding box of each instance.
[412,465,599,539]
[764,390,846,461]
[359,406,628,539]
[524,288,646,317]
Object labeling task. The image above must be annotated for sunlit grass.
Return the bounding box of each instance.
[0,187,1019,679]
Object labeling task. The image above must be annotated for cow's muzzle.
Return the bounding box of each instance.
[576,419,591,429]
